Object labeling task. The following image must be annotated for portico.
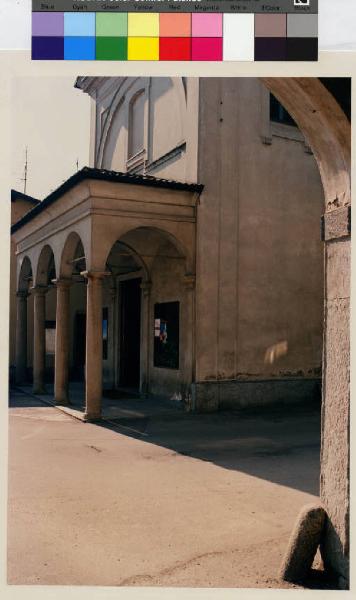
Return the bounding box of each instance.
[12,168,202,419]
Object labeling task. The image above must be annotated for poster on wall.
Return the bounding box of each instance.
[154,302,179,369]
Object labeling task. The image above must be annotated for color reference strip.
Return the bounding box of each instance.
[32,13,318,61]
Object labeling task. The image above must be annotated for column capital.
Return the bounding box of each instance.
[16,290,29,299]
[140,280,152,297]
[183,274,196,290]
[30,285,48,296]
[80,270,111,281]
[321,205,351,242]
[52,278,72,289]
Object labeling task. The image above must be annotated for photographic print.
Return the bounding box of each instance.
[7,75,351,590]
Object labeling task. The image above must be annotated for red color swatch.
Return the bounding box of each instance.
[159,37,191,61]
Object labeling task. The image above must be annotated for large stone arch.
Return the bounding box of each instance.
[261,78,350,208]
[260,77,350,586]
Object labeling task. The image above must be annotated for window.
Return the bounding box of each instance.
[128,92,145,158]
[270,94,296,127]
[319,78,351,122]
[154,302,180,370]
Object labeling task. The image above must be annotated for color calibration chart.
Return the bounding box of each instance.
[32,0,318,62]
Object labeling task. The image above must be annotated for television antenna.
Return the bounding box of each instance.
[21,147,28,194]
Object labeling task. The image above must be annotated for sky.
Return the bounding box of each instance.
[11,77,91,199]
[4,0,356,198]
[1,0,356,50]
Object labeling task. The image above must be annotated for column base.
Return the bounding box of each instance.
[55,398,70,407]
[33,385,47,395]
[83,411,102,422]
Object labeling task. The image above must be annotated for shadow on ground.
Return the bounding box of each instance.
[10,388,321,496]
[98,399,321,496]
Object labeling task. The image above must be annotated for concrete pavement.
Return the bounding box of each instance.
[8,389,324,587]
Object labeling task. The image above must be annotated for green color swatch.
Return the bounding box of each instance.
[96,37,127,60]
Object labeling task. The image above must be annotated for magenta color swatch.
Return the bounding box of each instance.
[32,12,64,37]
[192,38,223,61]
[192,14,223,38]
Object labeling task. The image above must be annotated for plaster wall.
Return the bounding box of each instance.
[196,78,324,405]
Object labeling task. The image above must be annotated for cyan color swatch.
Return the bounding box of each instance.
[64,13,96,36]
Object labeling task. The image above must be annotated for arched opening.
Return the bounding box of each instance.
[15,257,34,384]
[103,226,189,400]
[35,245,57,386]
[59,232,87,388]
[18,256,33,293]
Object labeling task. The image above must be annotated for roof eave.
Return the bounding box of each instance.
[11,167,204,235]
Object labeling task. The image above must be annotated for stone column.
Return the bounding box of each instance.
[320,206,351,588]
[182,275,196,407]
[140,281,151,397]
[81,271,108,420]
[15,291,28,384]
[53,279,71,405]
[32,286,47,394]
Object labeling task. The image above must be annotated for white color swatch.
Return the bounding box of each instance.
[223,14,254,61]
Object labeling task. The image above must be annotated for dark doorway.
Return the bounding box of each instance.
[72,312,86,381]
[119,278,141,389]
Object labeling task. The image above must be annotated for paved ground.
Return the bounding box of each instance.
[18,382,186,421]
[8,389,325,588]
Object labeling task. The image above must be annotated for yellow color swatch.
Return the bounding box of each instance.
[128,13,160,37]
[128,37,159,60]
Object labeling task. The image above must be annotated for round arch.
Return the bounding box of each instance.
[59,231,87,280]
[105,239,150,283]
[35,244,56,287]
[96,224,193,276]
[17,256,33,292]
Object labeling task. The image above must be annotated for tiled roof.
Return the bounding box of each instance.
[11,189,40,205]
[11,167,204,234]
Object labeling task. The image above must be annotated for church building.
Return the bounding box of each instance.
[11,77,339,419]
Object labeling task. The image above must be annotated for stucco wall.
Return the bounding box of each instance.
[196,78,324,404]
[92,77,199,183]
